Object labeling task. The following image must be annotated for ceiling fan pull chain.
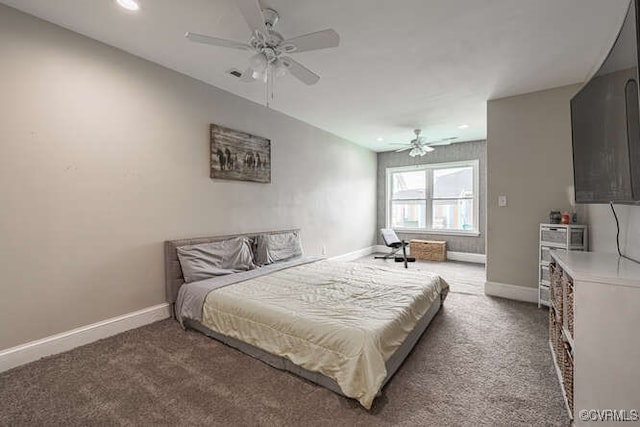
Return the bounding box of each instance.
[265,66,270,108]
[270,67,275,104]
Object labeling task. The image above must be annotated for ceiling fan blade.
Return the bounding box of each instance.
[395,147,412,152]
[280,56,320,85]
[185,32,251,50]
[424,137,458,146]
[281,29,340,54]
[236,0,268,36]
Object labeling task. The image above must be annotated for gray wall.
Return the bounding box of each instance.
[0,5,377,350]
[376,140,486,254]
[486,84,581,289]
[586,204,640,259]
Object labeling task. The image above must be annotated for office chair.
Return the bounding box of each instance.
[374,228,416,268]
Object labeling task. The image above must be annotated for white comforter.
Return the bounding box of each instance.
[201,260,448,409]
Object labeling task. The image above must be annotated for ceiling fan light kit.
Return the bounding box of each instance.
[273,59,289,78]
[409,146,433,157]
[249,52,268,73]
[185,0,340,106]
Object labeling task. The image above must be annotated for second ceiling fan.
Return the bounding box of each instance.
[391,129,458,157]
[185,0,340,86]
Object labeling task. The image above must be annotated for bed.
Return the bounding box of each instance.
[165,230,449,409]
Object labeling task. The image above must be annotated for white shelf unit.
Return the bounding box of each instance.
[538,224,587,308]
[549,251,640,424]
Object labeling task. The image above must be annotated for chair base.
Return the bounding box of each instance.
[374,248,402,260]
[374,237,412,268]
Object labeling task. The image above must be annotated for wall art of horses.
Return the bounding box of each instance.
[210,124,271,183]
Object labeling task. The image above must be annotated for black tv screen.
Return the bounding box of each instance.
[571,0,640,204]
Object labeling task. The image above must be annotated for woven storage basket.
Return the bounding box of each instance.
[409,240,447,261]
[556,319,564,364]
[553,273,566,324]
[563,343,574,413]
[549,309,556,347]
[566,280,575,337]
[550,262,561,285]
[550,277,563,324]
[549,264,557,306]
[550,306,564,361]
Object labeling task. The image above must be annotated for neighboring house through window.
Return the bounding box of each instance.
[386,160,479,235]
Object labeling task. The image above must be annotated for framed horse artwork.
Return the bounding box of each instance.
[210,124,271,184]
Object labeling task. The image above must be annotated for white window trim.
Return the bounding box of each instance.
[385,160,480,236]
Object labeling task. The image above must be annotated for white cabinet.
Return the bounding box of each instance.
[549,251,640,424]
[539,224,587,307]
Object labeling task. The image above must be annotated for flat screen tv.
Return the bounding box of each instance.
[571,0,640,204]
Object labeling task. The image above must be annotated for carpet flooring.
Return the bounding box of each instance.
[355,254,486,296]
[0,258,569,426]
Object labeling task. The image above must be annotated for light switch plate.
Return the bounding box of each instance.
[498,195,507,207]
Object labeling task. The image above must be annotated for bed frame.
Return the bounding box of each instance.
[164,230,447,404]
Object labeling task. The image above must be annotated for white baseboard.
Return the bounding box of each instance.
[447,251,486,264]
[373,245,485,264]
[0,303,171,373]
[484,281,538,304]
[329,246,377,262]
[373,244,388,253]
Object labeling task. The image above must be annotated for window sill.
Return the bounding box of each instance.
[392,228,481,237]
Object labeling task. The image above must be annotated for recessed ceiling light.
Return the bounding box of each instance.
[458,124,470,129]
[376,137,384,142]
[116,0,140,11]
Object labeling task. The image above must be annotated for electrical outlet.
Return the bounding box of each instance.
[498,195,507,207]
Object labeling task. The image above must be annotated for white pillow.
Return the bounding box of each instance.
[254,231,303,266]
[177,237,255,283]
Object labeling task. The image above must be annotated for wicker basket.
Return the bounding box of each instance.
[549,308,557,348]
[549,263,557,306]
[550,307,564,362]
[549,265,563,323]
[550,262,562,284]
[553,272,565,323]
[563,343,574,413]
[555,331,564,370]
[409,240,447,261]
[566,280,574,337]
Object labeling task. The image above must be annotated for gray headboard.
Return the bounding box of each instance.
[164,229,300,305]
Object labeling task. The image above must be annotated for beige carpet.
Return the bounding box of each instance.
[0,259,568,426]
[356,254,486,296]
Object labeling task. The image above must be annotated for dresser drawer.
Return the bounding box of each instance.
[541,246,566,263]
[540,264,551,282]
[539,285,550,304]
[541,226,585,246]
[541,227,566,244]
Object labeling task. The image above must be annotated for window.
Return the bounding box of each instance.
[386,160,479,235]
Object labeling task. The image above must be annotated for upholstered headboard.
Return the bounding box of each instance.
[164,229,300,305]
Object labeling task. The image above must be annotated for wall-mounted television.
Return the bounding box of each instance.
[570,0,640,204]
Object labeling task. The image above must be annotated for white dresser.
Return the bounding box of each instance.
[539,224,588,307]
[549,251,640,424]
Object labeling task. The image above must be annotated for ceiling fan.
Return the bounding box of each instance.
[391,129,458,157]
[185,0,340,86]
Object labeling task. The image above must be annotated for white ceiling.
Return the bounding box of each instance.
[0,0,630,151]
